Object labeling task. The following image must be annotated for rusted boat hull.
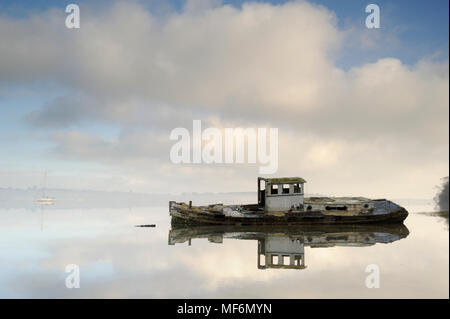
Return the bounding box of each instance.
[169,200,409,226]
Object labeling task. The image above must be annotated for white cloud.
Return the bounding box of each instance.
[0,0,448,198]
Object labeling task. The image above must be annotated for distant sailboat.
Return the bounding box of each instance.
[35,171,55,204]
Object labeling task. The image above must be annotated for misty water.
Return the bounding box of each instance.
[0,194,448,298]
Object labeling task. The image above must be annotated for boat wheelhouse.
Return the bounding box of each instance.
[258,177,306,212]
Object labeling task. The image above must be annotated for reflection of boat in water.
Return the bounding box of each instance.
[170,177,408,225]
[169,224,409,270]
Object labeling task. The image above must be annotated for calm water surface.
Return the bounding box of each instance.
[0,196,448,298]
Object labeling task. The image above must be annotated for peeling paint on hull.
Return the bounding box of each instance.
[169,199,409,226]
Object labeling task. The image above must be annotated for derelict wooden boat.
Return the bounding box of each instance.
[169,177,408,225]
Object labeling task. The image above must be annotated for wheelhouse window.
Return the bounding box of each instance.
[282,184,290,194]
[270,184,278,195]
[293,183,302,194]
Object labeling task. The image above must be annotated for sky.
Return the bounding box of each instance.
[0,0,448,198]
